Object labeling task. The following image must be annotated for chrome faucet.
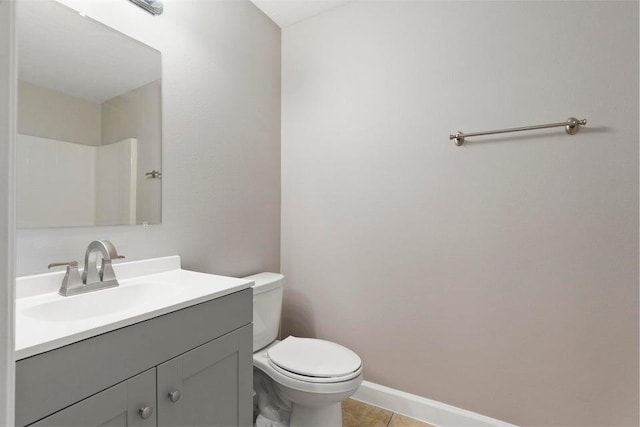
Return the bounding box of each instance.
[49,240,125,297]
[82,240,124,286]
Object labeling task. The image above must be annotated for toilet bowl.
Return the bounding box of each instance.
[245,273,363,427]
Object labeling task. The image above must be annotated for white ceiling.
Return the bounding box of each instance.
[250,0,354,28]
[18,0,160,103]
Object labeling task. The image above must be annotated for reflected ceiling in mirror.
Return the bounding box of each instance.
[17,0,162,228]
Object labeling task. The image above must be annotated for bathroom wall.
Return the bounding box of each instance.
[18,80,102,146]
[0,0,16,424]
[102,80,161,224]
[16,0,281,276]
[281,2,639,426]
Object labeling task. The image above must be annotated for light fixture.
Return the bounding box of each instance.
[129,0,163,15]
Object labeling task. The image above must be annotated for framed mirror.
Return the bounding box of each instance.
[17,0,162,228]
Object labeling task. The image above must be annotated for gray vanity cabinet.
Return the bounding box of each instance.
[16,289,253,427]
[156,325,253,427]
[29,369,156,427]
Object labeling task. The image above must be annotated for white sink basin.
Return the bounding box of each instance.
[15,256,253,360]
[22,283,165,322]
[22,290,141,322]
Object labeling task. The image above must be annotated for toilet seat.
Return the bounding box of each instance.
[267,358,362,383]
[253,340,363,395]
[267,337,362,383]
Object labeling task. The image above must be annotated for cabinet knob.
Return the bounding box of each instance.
[168,390,182,403]
[139,406,153,419]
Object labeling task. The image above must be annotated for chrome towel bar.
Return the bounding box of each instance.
[449,117,587,146]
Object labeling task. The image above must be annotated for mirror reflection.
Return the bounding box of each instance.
[17,1,162,228]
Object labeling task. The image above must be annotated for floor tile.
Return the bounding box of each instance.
[388,413,435,427]
[342,398,393,427]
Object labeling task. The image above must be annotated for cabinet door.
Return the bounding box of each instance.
[157,325,252,427]
[29,369,156,427]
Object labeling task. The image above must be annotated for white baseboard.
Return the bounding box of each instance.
[352,381,518,427]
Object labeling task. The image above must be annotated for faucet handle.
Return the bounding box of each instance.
[99,255,124,283]
[48,261,78,269]
[49,261,84,296]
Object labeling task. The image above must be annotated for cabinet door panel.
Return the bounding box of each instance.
[30,369,156,427]
[157,325,252,427]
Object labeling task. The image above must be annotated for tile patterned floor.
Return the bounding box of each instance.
[342,399,434,427]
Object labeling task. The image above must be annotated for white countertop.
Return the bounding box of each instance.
[15,256,253,360]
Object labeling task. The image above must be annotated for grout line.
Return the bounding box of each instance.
[345,398,432,427]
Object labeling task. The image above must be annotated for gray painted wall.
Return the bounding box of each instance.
[18,80,102,146]
[16,0,281,277]
[0,0,15,424]
[281,1,639,425]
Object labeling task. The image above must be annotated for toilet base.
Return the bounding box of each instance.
[289,402,342,427]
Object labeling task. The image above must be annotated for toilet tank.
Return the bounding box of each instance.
[243,272,284,351]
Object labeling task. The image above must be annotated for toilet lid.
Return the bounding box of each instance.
[267,336,361,378]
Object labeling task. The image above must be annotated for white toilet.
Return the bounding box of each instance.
[245,272,363,427]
